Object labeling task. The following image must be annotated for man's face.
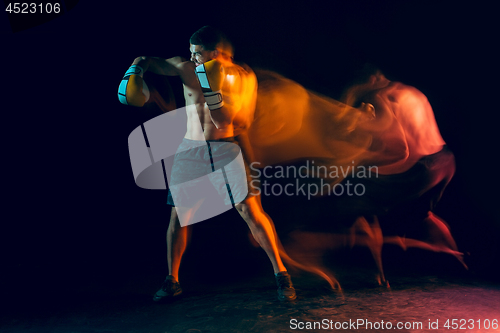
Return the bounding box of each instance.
[190,44,216,66]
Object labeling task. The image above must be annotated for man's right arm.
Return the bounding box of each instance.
[132,56,186,76]
[118,56,187,107]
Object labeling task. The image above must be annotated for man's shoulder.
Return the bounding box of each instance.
[156,56,193,73]
[177,59,196,70]
[230,61,254,74]
[389,82,427,101]
[225,61,257,88]
[176,61,197,83]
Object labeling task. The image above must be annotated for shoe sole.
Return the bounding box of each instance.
[153,291,183,302]
[278,294,297,302]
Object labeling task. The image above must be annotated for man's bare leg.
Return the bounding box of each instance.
[153,207,193,301]
[235,195,296,301]
[351,216,388,287]
[167,207,192,281]
[235,196,285,273]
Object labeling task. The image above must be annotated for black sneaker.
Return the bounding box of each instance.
[275,271,296,301]
[153,275,183,302]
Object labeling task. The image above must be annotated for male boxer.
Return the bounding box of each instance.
[120,26,296,301]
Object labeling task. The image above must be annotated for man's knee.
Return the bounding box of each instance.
[236,200,270,232]
[168,208,182,231]
[237,200,264,223]
[170,207,178,220]
[235,202,251,219]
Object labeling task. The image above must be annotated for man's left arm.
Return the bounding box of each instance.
[194,60,257,130]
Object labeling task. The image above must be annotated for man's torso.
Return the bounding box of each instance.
[178,61,236,141]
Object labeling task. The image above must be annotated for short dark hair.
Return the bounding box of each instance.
[349,63,382,86]
[190,26,226,51]
[340,63,383,106]
[190,26,234,58]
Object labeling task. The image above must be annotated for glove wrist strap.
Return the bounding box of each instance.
[204,91,224,110]
[124,65,145,78]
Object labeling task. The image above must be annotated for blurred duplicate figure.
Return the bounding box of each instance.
[342,66,455,217]
[336,66,462,282]
[120,26,296,301]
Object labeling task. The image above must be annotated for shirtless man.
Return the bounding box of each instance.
[121,26,296,301]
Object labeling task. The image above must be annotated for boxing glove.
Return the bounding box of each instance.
[118,65,150,107]
[195,60,225,110]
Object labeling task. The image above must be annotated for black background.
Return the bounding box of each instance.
[2,0,499,305]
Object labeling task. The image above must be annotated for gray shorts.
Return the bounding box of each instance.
[166,137,252,207]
